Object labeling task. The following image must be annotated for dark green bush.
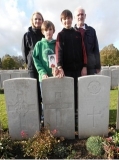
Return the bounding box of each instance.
[86,136,104,156]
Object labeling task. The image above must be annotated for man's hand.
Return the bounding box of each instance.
[96,69,101,74]
[81,67,87,76]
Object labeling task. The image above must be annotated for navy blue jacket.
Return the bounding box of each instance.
[74,24,101,70]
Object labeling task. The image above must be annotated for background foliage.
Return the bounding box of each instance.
[100,44,119,66]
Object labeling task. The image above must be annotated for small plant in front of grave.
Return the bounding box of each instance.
[0,131,15,159]
[52,142,76,159]
[102,136,116,159]
[102,130,119,159]
[0,130,28,159]
[112,130,119,146]
[23,126,60,159]
[86,136,104,156]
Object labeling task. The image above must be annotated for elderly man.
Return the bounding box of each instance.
[74,7,101,75]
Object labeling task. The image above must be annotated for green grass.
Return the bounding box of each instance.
[0,89,118,130]
[109,89,118,124]
[0,93,8,130]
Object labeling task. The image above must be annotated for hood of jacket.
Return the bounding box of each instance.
[28,26,43,36]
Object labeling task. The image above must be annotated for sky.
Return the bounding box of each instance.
[0,0,119,58]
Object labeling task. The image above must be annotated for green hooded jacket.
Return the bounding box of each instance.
[33,38,56,82]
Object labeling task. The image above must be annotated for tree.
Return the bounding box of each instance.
[12,55,25,69]
[2,57,17,69]
[100,44,119,66]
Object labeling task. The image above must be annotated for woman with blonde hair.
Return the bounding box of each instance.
[21,12,44,122]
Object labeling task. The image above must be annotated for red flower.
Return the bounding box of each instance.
[21,130,27,138]
[106,137,112,141]
[117,147,119,152]
[51,129,57,135]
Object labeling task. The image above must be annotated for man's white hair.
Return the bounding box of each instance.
[74,6,85,16]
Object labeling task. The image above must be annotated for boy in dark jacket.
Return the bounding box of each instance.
[55,9,87,114]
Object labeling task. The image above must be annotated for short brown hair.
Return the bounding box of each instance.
[41,20,55,33]
[60,10,73,21]
[31,12,44,28]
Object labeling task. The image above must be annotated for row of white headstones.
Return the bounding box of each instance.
[3,75,119,140]
[1,66,119,89]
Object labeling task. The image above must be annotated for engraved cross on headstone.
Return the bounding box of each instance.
[8,94,29,130]
[87,106,101,127]
[45,92,72,127]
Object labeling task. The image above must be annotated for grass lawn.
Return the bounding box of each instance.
[0,89,118,130]
[109,88,118,124]
[0,93,8,130]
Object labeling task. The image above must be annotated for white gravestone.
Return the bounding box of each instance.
[42,77,75,139]
[116,66,119,70]
[3,78,40,140]
[78,75,111,139]
[109,66,117,70]
[101,69,111,88]
[101,66,109,70]
[1,73,11,88]
[20,71,29,78]
[111,69,119,89]
[101,69,111,77]
[10,72,21,79]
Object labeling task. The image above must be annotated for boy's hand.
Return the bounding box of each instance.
[58,68,65,78]
[52,67,59,77]
[42,74,48,79]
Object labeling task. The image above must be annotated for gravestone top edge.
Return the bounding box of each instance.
[42,76,74,82]
[78,75,111,80]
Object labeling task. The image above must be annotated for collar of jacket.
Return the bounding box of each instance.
[62,27,75,32]
[74,24,89,31]
[28,26,42,35]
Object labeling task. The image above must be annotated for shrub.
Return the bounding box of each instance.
[86,136,104,156]
[52,142,75,158]
[102,130,119,159]
[23,126,59,159]
[0,126,76,159]
[0,132,15,159]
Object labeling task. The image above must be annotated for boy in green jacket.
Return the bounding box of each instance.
[33,20,56,82]
[32,20,56,124]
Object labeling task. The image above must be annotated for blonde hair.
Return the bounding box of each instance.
[31,12,44,28]
[41,20,55,33]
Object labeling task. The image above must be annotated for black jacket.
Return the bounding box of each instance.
[55,28,86,71]
[74,24,101,70]
[21,26,44,70]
